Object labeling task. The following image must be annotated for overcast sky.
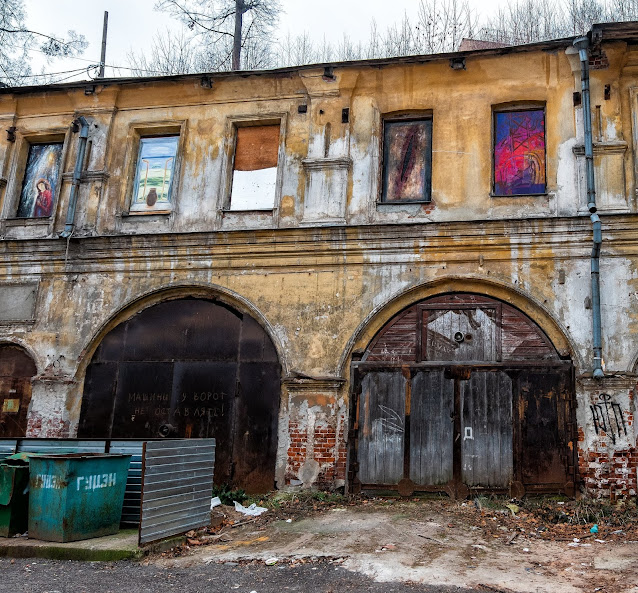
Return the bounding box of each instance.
[24,0,502,80]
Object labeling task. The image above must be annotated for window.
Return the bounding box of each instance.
[130,136,179,213]
[381,117,432,203]
[16,142,63,218]
[229,124,280,210]
[493,108,546,196]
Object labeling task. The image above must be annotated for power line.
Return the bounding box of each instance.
[5,44,173,76]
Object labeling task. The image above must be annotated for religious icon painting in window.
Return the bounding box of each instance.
[382,118,432,203]
[16,143,63,218]
[131,136,179,212]
[493,108,546,196]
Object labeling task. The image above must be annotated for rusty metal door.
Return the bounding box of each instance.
[79,298,280,493]
[0,345,37,438]
[515,368,575,494]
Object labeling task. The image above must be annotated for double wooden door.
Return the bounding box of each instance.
[351,364,574,497]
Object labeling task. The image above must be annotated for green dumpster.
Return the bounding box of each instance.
[28,453,131,543]
[0,454,31,537]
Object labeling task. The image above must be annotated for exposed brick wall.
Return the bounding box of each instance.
[589,50,609,70]
[578,387,637,500]
[286,421,308,481]
[285,412,347,488]
[26,413,70,438]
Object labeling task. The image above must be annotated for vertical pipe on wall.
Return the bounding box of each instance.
[574,35,604,379]
[60,116,89,239]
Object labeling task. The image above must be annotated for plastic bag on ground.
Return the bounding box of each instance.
[234,501,268,516]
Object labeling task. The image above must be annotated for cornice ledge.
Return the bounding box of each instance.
[282,374,346,391]
[572,141,628,156]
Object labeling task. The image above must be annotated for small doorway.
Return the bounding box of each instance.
[0,345,37,438]
[349,294,575,498]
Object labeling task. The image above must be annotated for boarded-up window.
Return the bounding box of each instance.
[382,118,432,202]
[493,108,546,196]
[230,124,280,210]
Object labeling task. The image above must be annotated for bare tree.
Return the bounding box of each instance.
[156,0,281,71]
[127,28,201,76]
[0,0,87,86]
[130,0,638,76]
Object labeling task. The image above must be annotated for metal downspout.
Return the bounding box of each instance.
[60,116,89,239]
[574,36,604,379]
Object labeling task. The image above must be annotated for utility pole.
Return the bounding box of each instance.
[232,0,244,71]
[98,11,109,78]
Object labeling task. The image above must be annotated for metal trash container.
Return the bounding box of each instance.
[0,453,31,537]
[28,453,131,543]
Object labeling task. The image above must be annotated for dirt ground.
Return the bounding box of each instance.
[149,494,638,593]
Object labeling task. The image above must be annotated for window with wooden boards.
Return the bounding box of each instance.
[230,124,280,210]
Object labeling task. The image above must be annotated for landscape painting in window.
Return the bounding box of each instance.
[131,136,179,212]
[17,143,63,218]
[382,119,432,202]
[494,109,545,196]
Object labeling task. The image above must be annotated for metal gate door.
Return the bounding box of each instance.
[79,298,281,493]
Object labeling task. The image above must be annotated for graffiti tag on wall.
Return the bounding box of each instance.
[590,393,627,444]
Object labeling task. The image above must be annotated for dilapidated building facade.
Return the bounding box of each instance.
[1,22,638,499]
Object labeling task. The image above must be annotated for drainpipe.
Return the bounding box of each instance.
[60,116,89,239]
[574,36,604,379]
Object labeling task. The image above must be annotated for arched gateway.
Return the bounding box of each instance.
[79,298,281,493]
[0,345,37,437]
[349,293,576,498]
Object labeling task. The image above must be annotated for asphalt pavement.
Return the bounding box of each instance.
[0,558,487,593]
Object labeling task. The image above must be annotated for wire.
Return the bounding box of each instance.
[8,67,89,80]
[4,43,174,77]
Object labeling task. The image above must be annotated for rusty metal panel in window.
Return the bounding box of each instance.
[139,439,215,545]
[234,125,279,171]
[382,118,432,202]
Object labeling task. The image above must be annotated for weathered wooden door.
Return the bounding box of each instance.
[460,370,513,488]
[350,293,576,497]
[79,298,281,493]
[0,345,37,438]
[354,366,513,494]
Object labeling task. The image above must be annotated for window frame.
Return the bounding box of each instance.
[221,113,287,213]
[491,103,547,198]
[379,112,433,205]
[1,129,70,224]
[121,121,186,217]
